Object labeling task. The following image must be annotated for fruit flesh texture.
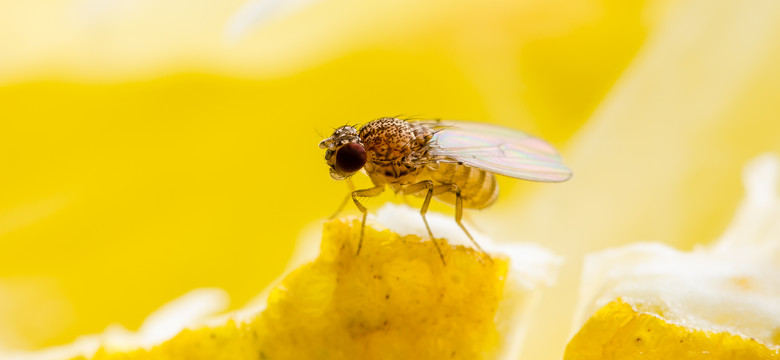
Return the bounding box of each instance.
[564,299,780,360]
[76,218,509,360]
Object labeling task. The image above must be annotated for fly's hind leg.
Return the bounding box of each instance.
[402,181,453,264]
[352,185,385,255]
[448,184,492,263]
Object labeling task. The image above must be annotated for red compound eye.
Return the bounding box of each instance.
[335,143,367,173]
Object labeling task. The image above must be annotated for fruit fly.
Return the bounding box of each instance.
[319,117,572,263]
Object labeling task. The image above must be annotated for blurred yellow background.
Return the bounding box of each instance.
[2,0,780,359]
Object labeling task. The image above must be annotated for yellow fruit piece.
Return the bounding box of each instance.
[564,155,780,360]
[564,299,780,360]
[249,218,509,360]
[65,208,538,360]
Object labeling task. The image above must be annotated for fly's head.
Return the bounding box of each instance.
[319,126,367,180]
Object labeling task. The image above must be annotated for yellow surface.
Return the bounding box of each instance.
[73,217,508,360]
[564,299,780,360]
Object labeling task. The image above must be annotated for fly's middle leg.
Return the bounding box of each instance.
[402,180,453,264]
[352,185,385,255]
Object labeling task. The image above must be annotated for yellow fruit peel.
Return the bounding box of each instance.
[37,204,560,360]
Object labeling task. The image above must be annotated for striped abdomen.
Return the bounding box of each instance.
[418,163,498,209]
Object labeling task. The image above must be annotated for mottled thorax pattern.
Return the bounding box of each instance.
[359,117,433,188]
[359,117,414,161]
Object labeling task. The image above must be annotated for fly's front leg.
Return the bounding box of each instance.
[402,181,452,264]
[328,177,356,220]
[352,185,385,255]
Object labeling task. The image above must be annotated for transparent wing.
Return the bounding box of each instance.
[416,120,572,182]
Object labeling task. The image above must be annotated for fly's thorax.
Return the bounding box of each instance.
[359,117,431,161]
[359,117,433,186]
[419,163,499,209]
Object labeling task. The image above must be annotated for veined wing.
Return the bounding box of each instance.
[416,120,572,182]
